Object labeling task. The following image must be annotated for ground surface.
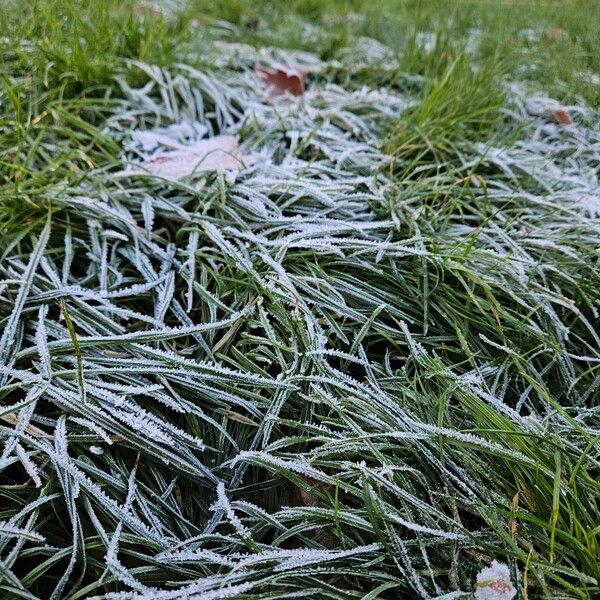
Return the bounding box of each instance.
[0,1,599,599]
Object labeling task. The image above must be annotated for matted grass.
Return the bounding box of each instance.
[0,1,599,599]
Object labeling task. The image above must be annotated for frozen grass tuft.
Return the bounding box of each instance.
[1,1,599,599]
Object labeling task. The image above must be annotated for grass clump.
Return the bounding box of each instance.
[386,52,507,172]
[0,1,599,599]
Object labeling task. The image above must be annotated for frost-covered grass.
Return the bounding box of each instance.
[1,1,599,599]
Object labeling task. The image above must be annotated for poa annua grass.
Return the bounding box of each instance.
[0,1,599,598]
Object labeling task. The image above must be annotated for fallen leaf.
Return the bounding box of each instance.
[475,561,517,600]
[290,474,333,507]
[135,3,172,18]
[119,136,260,180]
[130,121,208,153]
[551,109,573,125]
[254,65,304,97]
[290,475,320,507]
[591,73,600,85]
[547,27,565,39]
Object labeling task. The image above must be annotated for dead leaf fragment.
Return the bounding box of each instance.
[255,65,304,97]
[212,314,245,353]
[509,491,519,540]
[547,27,565,39]
[551,109,573,126]
[223,411,259,427]
[1,413,52,438]
[135,3,172,18]
[290,475,331,507]
[119,136,259,180]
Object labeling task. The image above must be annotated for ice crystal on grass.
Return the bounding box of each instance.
[1,12,599,600]
[475,561,517,600]
[119,135,261,181]
[129,121,209,153]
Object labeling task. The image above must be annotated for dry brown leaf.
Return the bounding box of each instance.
[551,109,573,126]
[174,483,184,512]
[212,315,245,353]
[509,491,519,540]
[290,475,331,507]
[254,65,304,97]
[135,3,172,18]
[223,411,259,427]
[547,27,565,39]
[119,136,259,180]
[103,350,130,358]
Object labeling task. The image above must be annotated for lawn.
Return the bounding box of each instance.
[0,1,599,598]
